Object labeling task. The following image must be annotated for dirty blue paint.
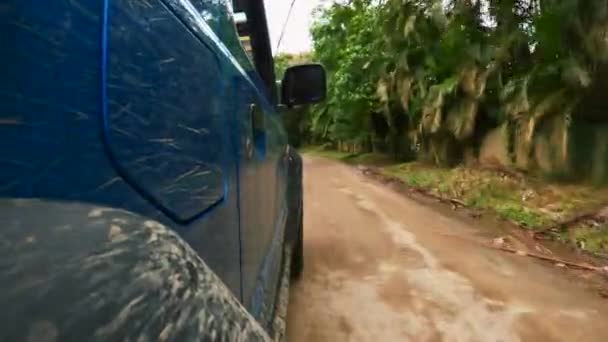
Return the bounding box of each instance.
[0,0,243,295]
[157,0,292,326]
[0,199,271,341]
[0,0,300,334]
[235,92,290,325]
[104,0,228,222]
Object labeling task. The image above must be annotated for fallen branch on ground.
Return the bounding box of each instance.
[449,198,467,207]
[533,207,608,238]
[489,244,605,273]
[438,232,607,274]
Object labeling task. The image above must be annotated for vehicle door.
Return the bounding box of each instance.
[173,1,288,326]
[211,0,290,324]
[238,88,289,324]
[102,0,252,298]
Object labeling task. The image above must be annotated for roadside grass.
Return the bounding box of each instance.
[559,223,608,257]
[301,145,392,165]
[302,146,608,256]
[299,145,353,160]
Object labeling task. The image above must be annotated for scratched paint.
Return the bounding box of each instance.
[106,0,229,221]
[1,0,247,302]
[0,0,299,335]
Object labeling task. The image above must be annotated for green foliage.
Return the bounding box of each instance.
[493,203,547,228]
[310,0,386,144]
[274,54,291,81]
[274,52,314,80]
[568,224,608,255]
[301,145,392,165]
[309,0,608,164]
[381,160,602,229]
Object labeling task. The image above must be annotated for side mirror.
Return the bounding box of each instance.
[281,64,326,107]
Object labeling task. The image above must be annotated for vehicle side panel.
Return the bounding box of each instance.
[179,0,292,325]
[106,0,228,222]
[244,107,289,325]
[0,0,244,297]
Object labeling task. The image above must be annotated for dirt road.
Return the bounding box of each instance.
[286,156,608,342]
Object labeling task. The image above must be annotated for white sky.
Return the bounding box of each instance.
[265,0,323,55]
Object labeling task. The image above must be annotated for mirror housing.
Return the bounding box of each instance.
[281,64,326,107]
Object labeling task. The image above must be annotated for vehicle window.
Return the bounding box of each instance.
[234,12,254,60]
[230,0,278,103]
[190,0,256,74]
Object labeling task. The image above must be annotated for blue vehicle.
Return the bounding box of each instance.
[0,0,325,340]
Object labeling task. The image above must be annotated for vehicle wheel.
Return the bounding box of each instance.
[291,199,304,280]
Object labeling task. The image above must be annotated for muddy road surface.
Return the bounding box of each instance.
[286,156,608,342]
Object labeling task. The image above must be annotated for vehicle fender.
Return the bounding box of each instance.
[0,199,270,341]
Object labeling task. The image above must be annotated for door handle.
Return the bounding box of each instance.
[245,103,259,159]
[246,104,264,160]
[250,103,265,133]
[245,137,254,159]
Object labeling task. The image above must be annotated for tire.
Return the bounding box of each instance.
[290,198,304,280]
